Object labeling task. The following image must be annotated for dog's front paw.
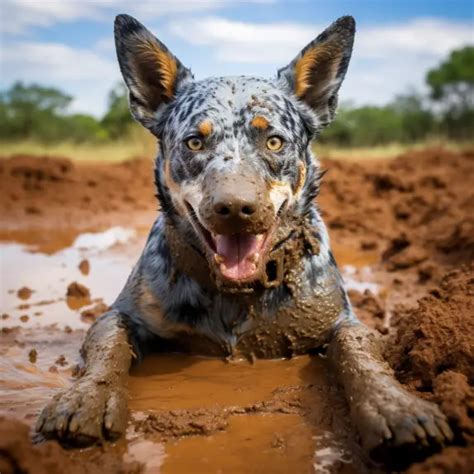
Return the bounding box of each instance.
[36,377,128,446]
[353,379,453,464]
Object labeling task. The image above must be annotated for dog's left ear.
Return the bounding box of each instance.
[278,16,355,127]
[114,14,193,131]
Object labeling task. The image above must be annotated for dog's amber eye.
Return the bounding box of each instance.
[266,136,284,152]
[186,137,203,151]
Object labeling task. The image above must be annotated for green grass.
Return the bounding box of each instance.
[313,140,473,161]
[0,128,157,163]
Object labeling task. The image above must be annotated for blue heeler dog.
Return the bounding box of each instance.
[37,14,453,461]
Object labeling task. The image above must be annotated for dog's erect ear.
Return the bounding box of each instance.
[114,14,193,130]
[278,16,355,127]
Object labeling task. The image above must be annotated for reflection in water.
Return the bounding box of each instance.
[73,226,136,251]
[0,227,141,329]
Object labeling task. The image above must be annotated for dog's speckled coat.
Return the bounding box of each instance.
[37,14,453,462]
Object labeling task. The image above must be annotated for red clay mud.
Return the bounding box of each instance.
[0,154,156,233]
[1,147,473,472]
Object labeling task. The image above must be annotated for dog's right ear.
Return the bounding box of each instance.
[114,14,193,131]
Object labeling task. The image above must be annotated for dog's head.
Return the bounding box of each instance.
[114,14,355,289]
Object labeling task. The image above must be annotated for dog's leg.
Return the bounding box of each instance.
[36,310,136,445]
[327,318,453,460]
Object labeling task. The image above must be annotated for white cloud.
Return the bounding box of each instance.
[2,41,117,80]
[168,16,473,63]
[2,0,105,35]
[355,18,474,58]
[168,16,317,63]
[1,41,120,115]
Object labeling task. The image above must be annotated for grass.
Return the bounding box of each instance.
[0,136,471,164]
[313,140,473,161]
[0,128,157,163]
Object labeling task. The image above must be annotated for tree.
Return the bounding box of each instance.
[391,93,434,143]
[101,82,134,138]
[0,82,73,140]
[426,46,474,139]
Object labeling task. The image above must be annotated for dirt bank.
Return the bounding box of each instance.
[0,147,473,472]
[0,154,156,234]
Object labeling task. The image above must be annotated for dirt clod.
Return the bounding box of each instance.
[28,348,37,363]
[80,301,110,322]
[66,282,90,298]
[55,355,67,366]
[78,259,90,275]
[17,286,33,300]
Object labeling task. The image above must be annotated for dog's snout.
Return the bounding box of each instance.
[200,169,274,235]
[213,198,257,220]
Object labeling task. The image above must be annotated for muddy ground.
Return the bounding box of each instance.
[0,148,473,473]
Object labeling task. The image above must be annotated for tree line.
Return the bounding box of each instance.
[0,46,472,146]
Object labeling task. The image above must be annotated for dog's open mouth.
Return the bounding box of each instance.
[185,202,271,283]
[213,233,267,281]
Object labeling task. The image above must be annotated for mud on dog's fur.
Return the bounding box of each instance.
[37,14,453,465]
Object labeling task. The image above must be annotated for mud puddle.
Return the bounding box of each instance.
[127,354,360,474]
[0,226,377,473]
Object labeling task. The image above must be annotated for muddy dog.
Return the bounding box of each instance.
[37,14,453,460]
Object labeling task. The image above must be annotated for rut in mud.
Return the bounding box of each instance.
[0,148,473,473]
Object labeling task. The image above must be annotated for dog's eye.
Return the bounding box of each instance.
[266,136,284,152]
[185,137,204,151]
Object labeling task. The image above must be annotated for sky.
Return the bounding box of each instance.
[1,0,473,117]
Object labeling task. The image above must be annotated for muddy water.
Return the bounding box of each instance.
[128,355,358,473]
[0,226,142,328]
[0,227,379,473]
[130,354,320,410]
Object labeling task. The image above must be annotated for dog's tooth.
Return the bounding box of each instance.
[248,252,259,263]
[214,254,225,264]
[220,263,227,272]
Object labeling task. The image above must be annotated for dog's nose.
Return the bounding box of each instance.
[199,167,275,235]
[200,168,274,235]
[213,198,257,220]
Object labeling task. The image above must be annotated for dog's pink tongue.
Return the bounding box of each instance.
[215,234,259,280]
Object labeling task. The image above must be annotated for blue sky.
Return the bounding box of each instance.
[1,0,473,117]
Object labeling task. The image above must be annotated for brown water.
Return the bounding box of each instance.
[0,226,378,473]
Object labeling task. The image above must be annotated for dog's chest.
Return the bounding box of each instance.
[161,286,344,359]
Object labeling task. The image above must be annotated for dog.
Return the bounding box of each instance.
[37,14,453,461]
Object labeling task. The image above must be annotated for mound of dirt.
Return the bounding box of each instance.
[386,265,474,471]
[319,148,474,269]
[0,154,156,232]
[388,265,474,387]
